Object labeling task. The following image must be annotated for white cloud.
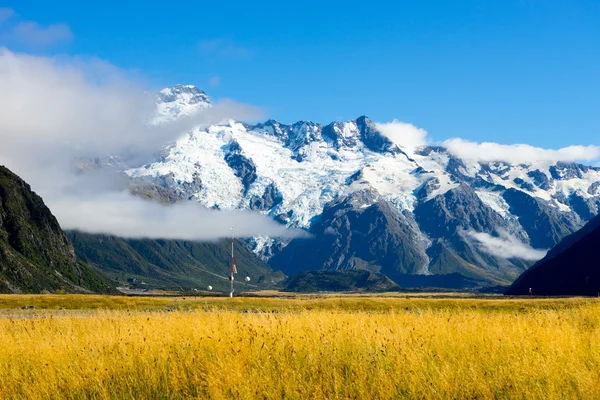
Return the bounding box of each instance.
[372,120,599,165]
[0,48,263,159]
[375,120,429,149]
[465,230,548,261]
[0,9,72,48]
[444,138,600,165]
[52,192,298,241]
[0,48,299,241]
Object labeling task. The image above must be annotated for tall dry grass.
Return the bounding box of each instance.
[0,298,599,399]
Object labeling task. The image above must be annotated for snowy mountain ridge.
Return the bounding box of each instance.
[153,84,211,124]
[125,85,600,287]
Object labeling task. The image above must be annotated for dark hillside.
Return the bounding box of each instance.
[0,166,112,293]
[506,215,600,296]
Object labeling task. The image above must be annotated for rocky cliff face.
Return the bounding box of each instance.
[270,189,430,281]
[0,166,112,293]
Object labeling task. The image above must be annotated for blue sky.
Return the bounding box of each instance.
[4,0,600,148]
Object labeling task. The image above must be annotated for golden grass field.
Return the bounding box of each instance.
[0,294,599,399]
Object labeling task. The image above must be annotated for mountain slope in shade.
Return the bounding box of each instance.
[270,188,431,279]
[0,166,113,293]
[67,231,286,291]
[506,214,600,296]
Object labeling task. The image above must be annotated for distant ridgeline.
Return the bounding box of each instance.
[0,166,113,293]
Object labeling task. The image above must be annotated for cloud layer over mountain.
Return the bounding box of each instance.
[444,138,600,165]
[0,48,297,240]
[1,14,599,248]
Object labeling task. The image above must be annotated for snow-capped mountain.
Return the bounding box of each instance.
[153,84,211,124]
[125,85,600,287]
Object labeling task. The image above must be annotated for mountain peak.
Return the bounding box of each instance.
[154,84,211,123]
[158,84,209,104]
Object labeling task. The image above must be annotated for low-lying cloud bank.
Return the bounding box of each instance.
[54,193,295,241]
[376,119,599,165]
[0,48,300,240]
[465,230,548,261]
[443,138,600,165]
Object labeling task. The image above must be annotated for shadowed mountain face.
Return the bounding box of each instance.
[506,215,600,296]
[270,185,533,288]
[269,189,430,280]
[502,188,582,249]
[414,184,530,284]
[0,166,112,293]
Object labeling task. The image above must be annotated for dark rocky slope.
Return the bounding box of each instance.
[270,189,430,281]
[0,166,112,293]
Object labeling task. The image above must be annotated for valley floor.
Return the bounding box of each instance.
[0,294,599,399]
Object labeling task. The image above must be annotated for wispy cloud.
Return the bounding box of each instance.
[0,8,72,48]
[464,229,548,261]
[10,21,72,47]
[53,192,298,241]
[199,38,252,59]
[372,118,599,165]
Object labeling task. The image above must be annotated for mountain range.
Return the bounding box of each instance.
[1,84,598,293]
[118,85,600,288]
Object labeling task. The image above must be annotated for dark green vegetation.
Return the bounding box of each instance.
[507,214,600,296]
[67,231,286,291]
[0,166,112,293]
[284,270,399,292]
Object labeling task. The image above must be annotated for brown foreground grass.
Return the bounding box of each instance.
[0,295,598,399]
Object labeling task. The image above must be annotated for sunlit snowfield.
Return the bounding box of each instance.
[0,294,599,399]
